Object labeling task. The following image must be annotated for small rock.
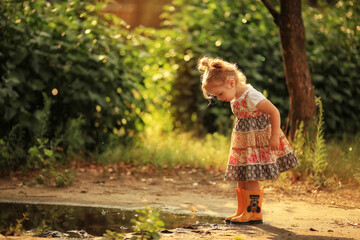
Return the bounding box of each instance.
[35,230,69,238]
[183,225,196,229]
[95,180,105,184]
[68,230,93,238]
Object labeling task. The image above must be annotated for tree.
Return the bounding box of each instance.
[261,0,316,139]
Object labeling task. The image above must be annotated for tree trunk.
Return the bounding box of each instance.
[261,0,316,139]
[134,0,144,27]
[278,0,316,139]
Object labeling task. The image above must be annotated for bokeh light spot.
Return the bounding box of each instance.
[52,88,58,96]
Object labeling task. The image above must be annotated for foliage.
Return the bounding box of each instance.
[103,230,124,240]
[304,1,360,134]
[4,213,29,236]
[354,170,360,185]
[156,0,359,135]
[131,207,165,240]
[292,97,328,182]
[36,167,74,187]
[326,133,360,181]
[291,99,360,184]
[234,237,245,240]
[104,207,164,240]
[99,128,229,170]
[127,26,180,136]
[0,0,145,170]
[313,97,328,175]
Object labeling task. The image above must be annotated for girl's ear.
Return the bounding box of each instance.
[227,79,235,88]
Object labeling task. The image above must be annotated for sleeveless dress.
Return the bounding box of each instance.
[224,85,299,181]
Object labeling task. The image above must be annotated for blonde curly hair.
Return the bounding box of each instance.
[197,57,246,100]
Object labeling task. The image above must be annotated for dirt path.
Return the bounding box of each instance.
[1,165,359,239]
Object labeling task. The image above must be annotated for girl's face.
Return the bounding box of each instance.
[205,79,236,102]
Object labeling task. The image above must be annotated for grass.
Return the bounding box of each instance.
[99,127,360,184]
[100,130,230,170]
[326,134,360,182]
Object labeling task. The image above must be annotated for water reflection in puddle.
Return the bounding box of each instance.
[0,202,223,236]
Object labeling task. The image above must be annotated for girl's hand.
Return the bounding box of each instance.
[269,134,280,150]
[256,99,281,151]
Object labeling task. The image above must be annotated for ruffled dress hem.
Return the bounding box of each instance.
[224,151,298,182]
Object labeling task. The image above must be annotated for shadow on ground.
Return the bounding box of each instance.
[251,223,355,240]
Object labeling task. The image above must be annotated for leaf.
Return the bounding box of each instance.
[38,31,52,38]
[44,148,53,158]
[190,206,198,212]
[31,52,40,74]
[5,77,21,87]
[31,79,46,91]
[28,146,39,157]
[4,107,17,121]
[101,67,115,81]
[12,47,28,65]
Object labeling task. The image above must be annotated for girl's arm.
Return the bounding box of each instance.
[256,99,281,150]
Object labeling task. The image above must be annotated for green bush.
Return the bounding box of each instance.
[159,0,360,135]
[0,0,145,170]
[131,27,180,134]
[304,1,360,133]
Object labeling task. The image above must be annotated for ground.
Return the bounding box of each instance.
[0,164,359,240]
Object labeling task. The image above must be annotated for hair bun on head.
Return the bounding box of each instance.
[197,57,210,71]
[198,56,235,73]
[211,60,224,70]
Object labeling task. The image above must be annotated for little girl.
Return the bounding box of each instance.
[197,57,299,224]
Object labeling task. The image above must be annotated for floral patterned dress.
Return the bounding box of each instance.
[224,85,299,181]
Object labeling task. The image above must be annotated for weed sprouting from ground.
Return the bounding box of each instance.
[104,207,164,240]
[103,230,124,240]
[292,97,328,183]
[313,97,328,176]
[292,97,360,184]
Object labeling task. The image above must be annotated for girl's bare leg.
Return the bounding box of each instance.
[245,180,260,190]
[237,181,245,189]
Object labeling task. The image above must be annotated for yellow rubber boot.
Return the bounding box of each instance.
[225,188,244,223]
[231,189,263,224]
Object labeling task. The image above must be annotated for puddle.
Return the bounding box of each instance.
[0,202,224,237]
